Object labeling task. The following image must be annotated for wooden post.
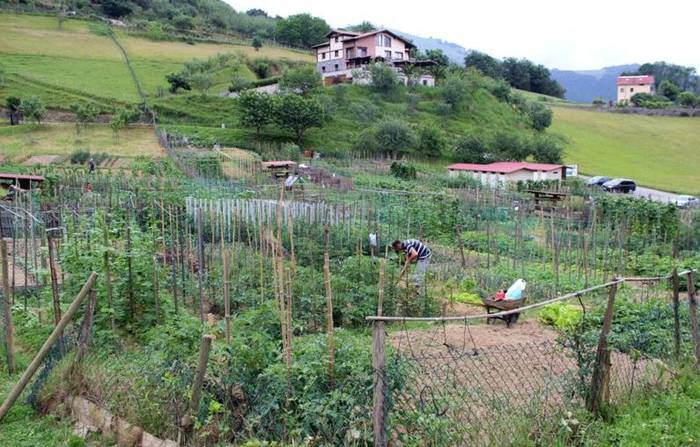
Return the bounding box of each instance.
[196,208,205,323]
[102,221,115,332]
[77,288,97,361]
[323,226,335,385]
[1,240,15,374]
[223,250,231,345]
[181,334,213,430]
[687,271,700,366]
[672,268,681,359]
[372,320,386,447]
[0,272,97,422]
[587,281,618,415]
[456,223,466,269]
[152,256,161,324]
[47,236,62,326]
[126,224,135,320]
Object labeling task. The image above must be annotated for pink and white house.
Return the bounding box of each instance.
[447,162,565,187]
[312,29,435,86]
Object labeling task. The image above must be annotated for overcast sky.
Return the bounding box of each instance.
[226,0,700,71]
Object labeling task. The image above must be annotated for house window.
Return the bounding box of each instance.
[335,37,339,43]
[334,50,339,58]
[630,87,634,92]
[347,48,354,58]
[322,66,326,72]
[423,79,428,86]
[619,87,623,92]
[384,35,392,46]
[334,64,339,71]
[376,34,392,47]
[394,51,403,60]
[322,53,326,60]
[385,50,392,59]
[358,47,367,57]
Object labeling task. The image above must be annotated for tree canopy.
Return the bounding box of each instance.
[274,14,331,48]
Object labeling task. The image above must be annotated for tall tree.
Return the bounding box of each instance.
[70,102,99,134]
[18,96,47,124]
[238,90,274,143]
[274,14,331,48]
[273,94,325,145]
[464,51,502,79]
[348,21,375,33]
[279,66,322,95]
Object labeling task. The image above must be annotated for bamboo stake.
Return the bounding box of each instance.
[223,249,232,345]
[323,226,335,385]
[47,236,61,326]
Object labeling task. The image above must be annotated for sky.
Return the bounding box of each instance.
[226,0,700,71]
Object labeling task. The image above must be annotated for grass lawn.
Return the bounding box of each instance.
[2,54,140,103]
[551,106,700,194]
[0,124,164,161]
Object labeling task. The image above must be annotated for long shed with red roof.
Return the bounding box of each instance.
[446,162,565,186]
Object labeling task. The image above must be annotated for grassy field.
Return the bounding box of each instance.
[551,106,700,194]
[0,12,313,105]
[0,124,163,161]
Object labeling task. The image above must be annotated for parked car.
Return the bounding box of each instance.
[675,195,699,209]
[585,176,610,187]
[602,178,636,193]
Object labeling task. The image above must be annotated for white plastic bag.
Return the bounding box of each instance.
[505,279,526,300]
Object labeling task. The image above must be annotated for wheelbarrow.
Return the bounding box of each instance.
[481,295,526,328]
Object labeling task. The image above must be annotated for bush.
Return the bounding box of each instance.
[528,102,553,131]
[252,60,270,78]
[281,142,301,161]
[453,134,488,163]
[374,119,416,154]
[70,149,91,165]
[349,101,379,123]
[678,91,698,108]
[279,66,321,95]
[441,75,469,110]
[531,134,564,163]
[18,96,47,124]
[416,124,446,158]
[435,102,452,116]
[369,62,399,94]
[390,162,417,180]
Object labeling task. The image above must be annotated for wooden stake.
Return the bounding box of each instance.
[687,271,700,367]
[587,281,618,414]
[672,268,681,359]
[1,240,15,374]
[181,334,214,430]
[102,220,115,332]
[0,272,97,422]
[47,236,61,326]
[223,250,232,345]
[323,226,335,385]
[372,320,386,447]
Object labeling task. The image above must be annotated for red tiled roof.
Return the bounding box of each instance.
[0,173,45,182]
[616,75,655,86]
[447,162,563,174]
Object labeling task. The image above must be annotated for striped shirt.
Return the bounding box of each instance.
[403,239,431,260]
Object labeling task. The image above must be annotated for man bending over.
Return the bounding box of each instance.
[392,239,432,290]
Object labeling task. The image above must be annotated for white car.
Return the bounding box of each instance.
[675,195,699,209]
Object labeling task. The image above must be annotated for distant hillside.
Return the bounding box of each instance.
[391,29,470,64]
[550,64,639,103]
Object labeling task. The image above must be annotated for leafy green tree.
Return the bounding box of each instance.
[658,80,681,102]
[273,94,325,145]
[252,61,269,78]
[425,49,450,68]
[238,90,274,142]
[110,107,141,142]
[6,96,21,125]
[399,64,420,86]
[279,66,321,95]
[18,96,47,124]
[348,21,375,33]
[630,92,654,107]
[453,134,488,163]
[441,75,469,111]
[166,73,191,93]
[246,8,268,17]
[491,131,527,160]
[531,135,564,163]
[369,63,399,94]
[490,80,512,102]
[70,102,99,134]
[189,73,213,95]
[678,91,698,108]
[173,15,195,31]
[638,62,699,93]
[464,51,502,79]
[373,119,416,154]
[528,102,553,131]
[252,36,263,51]
[274,13,331,48]
[416,124,446,158]
[100,0,132,18]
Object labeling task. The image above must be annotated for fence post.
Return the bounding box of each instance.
[587,280,618,415]
[372,320,386,447]
[687,271,700,367]
[0,272,97,422]
[181,334,213,432]
[672,268,681,359]
[1,240,15,374]
[47,236,61,326]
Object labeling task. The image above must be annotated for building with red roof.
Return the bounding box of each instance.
[447,162,565,187]
[616,75,655,104]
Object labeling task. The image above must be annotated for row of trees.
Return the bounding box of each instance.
[625,62,699,94]
[464,51,566,98]
[5,96,47,125]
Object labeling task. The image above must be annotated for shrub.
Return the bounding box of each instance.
[531,134,564,163]
[528,102,553,131]
[70,149,91,165]
[18,96,47,124]
[678,91,698,108]
[416,124,446,158]
[390,162,417,180]
[441,75,469,110]
[374,119,416,154]
[281,142,301,161]
[279,66,321,95]
[453,134,488,163]
[490,80,512,102]
[435,102,452,116]
[252,60,270,78]
[369,62,399,94]
[491,131,528,160]
[592,97,606,107]
[348,101,379,123]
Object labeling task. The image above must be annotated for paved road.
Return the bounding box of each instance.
[631,186,684,204]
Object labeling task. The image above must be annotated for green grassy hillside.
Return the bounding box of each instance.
[551,106,700,194]
[0,12,313,109]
